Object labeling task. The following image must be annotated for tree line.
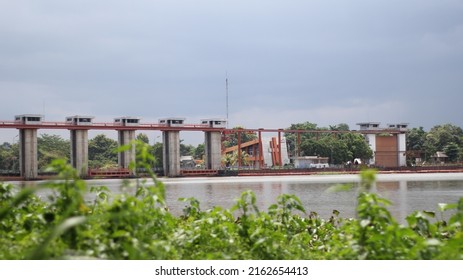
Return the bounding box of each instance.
[284,122,372,165]
[406,124,463,164]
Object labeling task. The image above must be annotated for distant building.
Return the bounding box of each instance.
[180,156,196,169]
[159,117,185,127]
[357,122,408,168]
[357,122,381,131]
[201,118,227,128]
[293,156,329,169]
[15,114,44,125]
[66,116,94,126]
[387,123,409,132]
[114,117,141,126]
[432,152,448,164]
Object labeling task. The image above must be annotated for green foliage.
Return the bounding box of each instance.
[151,142,163,168]
[444,142,461,162]
[136,133,150,144]
[285,122,372,164]
[0,142,19,172]
[223,126,258,148]
[88,134,118,168]
[37,134,70,170]
[179,140,193,157]
[410,124,463,162]
[406,127,427,151]
[194,143,205,160]
[1,165,462,259]
[221,150,252,168]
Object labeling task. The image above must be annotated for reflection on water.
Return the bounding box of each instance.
[159,175,463,222]
[8,173,463,222]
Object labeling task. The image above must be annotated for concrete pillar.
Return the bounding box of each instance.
[366,133,376,165]
[204,131,222,169]
[70,130,89,177]
[19,129,38,180]
[162,131,181,177]
[397,133,407,167]
[118,130,136,170]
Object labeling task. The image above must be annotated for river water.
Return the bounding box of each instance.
[9,173,463,222]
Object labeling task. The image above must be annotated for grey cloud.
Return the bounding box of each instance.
[0,0,462,141]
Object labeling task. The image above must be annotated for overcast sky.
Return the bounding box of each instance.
[1,0,463,144]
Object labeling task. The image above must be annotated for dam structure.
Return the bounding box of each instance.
[1,115,408,179]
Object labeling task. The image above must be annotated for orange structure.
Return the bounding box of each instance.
[223,136,288,168]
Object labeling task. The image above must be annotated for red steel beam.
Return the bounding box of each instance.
[0,120,404,134]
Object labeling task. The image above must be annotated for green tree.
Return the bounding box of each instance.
[223,126,257,148]
[0,142,19,172]
[406,127,427,151]
[180,141,195,157]
[136,133,150,144]
[300,138,327,157]
[329,123,350,131]
[324,136,351,164]
[286,122,372,164]
[194,143,205,160]
[285,122,324,157]
[152,142,163,168]
[37,134,70,170]
[424,124,463,161]
[444,142,461,162]
[406,127,427,164]
[341,132,373,162]
[227,150,250,167]
[288,121,318,131]
[88,134,118,168]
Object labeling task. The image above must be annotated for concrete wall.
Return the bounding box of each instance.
[19,129,38,180]
[204,131,222,169]
[162,131,181,177]
[70,130,89,176]
[118,130,136,170]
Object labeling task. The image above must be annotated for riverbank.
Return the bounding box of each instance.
[2,166,463,182]
[233,165,463,176]
[157,171,463,185]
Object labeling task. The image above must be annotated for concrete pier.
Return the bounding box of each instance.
[70,129,89,176]
[15,115,43,180]
[204,132,222,169]
[67,116,93,177]
[202,119,227,169]
[115,117,140,172]
[160,118,185,177]
[19,128,38,180]
[162,131,180,176]
[118,130,136,169]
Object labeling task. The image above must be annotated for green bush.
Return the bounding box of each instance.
[0,141,462,259]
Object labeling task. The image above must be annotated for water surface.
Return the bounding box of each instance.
[92,173,463,221]
[9,173,463,222]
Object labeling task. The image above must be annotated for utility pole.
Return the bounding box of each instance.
[225,73,229,128]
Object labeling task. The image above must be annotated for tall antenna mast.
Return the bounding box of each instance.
[225,72,229,128]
